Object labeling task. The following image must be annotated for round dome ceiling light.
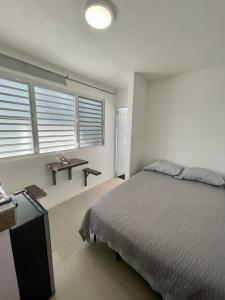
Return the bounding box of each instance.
[84,0,114,30]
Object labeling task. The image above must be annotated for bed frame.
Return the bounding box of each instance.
[93,233,122,261]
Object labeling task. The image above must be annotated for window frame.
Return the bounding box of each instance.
[0,77,35,158]
[0,72,105,161]
[78,96,105,148]
[34,85,78,154]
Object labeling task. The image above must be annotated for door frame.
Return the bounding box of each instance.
[114,107,128,177]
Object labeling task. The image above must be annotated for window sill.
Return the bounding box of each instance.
[0,144,105,164]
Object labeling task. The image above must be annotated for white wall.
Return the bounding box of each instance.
[129,73,148,176]
[115,87,128,107]
[0,65,115,208]
[144,65,225,174]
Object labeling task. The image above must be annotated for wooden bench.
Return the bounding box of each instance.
[83,168,101,186]
[47,158,88,185]
[25,185,47,200]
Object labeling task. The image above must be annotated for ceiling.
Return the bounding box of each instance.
[0,0,225,88]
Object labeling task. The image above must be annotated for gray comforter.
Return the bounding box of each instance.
[79,171,225,299]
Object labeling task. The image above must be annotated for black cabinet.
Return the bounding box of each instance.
[9,192,55,300]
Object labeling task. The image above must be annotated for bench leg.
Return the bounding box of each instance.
[68,168,72,180]
[52,171,57,185]
[94,234,96,243]
[84,171,89,186]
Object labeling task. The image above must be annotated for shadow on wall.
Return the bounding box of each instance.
[138,72,173,83]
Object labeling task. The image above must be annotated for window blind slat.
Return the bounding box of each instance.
[79,122,102,127]
[80,126,102,131]
[0,86,29,98]
[0,84,28,93]
[0,97,30,105]
[0,143,33,152]
[39,135,74,141]
[38,119,74,126]
[79,97,102,106]
[36,101,74,111]
[79,102,102,110]
[79,109,102,116]
[35,87,74,100]
[0,132,33,138]
[0,95,30,106]
[0,119,31,124]
[0,124,33,131]
[0,138,33,145]
[37,113,74,121]
[80,135,102,140]
[79,112,102,119]
[79,141,101,147]
[0,110,31,118]
[0,79,28,90]
[35,95,74,106]
[0,149,33,158]
[40,140,77,148]
[39,136,74,142]
[0,102,30,111]
[38,125,75,131]
[36,110,74,117]
[40,144,77,154]
[38,131,75,137]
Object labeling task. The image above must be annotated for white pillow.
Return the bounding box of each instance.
[144,159,184,176]
[175,167,225,186]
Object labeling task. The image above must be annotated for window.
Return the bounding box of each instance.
[0,77,105,159]
[34,87,77,153]
[78,97,104,147]
[0,78,34,158]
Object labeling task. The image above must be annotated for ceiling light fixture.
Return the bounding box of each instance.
[84,0,114,30]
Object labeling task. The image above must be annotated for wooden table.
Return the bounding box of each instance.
[47,158,88,185]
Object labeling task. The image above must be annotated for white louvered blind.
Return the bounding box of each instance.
[35,87,78,153]
[78,97,104,147]
[0,78,34,158]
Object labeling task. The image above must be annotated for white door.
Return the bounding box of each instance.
[115,107,128,177]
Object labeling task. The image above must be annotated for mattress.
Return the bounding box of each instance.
[79,171,225,299]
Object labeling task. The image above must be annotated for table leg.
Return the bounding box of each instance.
[53,171,56,185]
[68,168,72,180]
[84,170,88,186]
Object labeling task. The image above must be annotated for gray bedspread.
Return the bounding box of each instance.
[79,171,225,300]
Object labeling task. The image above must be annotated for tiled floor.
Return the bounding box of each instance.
[49,178,162,300]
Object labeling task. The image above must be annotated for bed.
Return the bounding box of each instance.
[79,170,225,300]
